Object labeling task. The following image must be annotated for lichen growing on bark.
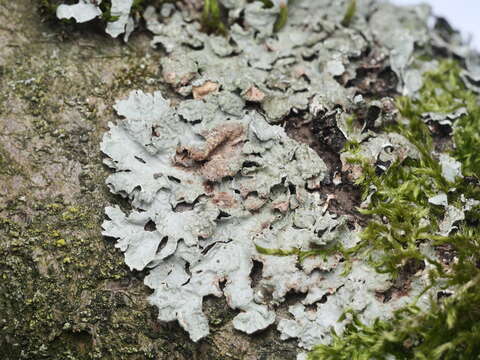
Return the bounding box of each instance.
[3,2,300,358]
[3,0,480,359]
[100,0,480,356]
[309,60,480,360]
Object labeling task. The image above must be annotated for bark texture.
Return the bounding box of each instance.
[0,2,297,359]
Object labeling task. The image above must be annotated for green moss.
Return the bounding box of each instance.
[345,156,448,276]
[37,0,63,16]
[256,242,345,266]
[309,274,480,360]
[342,139,361,153]
[100,5,120,23]
[308,60,480,359]
[339,60,479,277]
[273,1,288,32]
[201,0,289,37]
[202,0,227,34]
[256,244,301,257]
[341,0,356,27]
[398,60,480,178]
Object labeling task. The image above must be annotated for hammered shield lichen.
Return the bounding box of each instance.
[96,0,480,357]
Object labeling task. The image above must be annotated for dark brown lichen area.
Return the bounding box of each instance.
[0,2,297,359]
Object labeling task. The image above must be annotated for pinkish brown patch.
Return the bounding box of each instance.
[175,123,246,181]
[243,86,265,102]
[212,191,237,208]
[272,200,289,213]
[162,71,196,87]
[244,194,267,212]
[192,81,219,99]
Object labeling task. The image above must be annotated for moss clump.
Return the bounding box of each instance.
[308,61,480,359]
[349,158,447,275]
[201,0,289,35]
[399,60,480,177]
[202,0,227,34]
[309,273,480,360]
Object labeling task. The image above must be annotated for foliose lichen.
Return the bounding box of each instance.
[94,0,480,358]
[310,59,480,360]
